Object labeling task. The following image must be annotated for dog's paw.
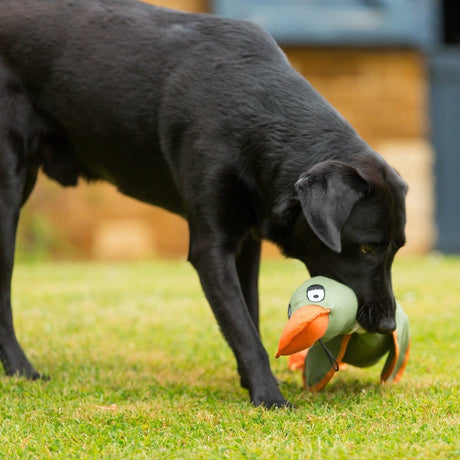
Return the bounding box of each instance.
[250,384,294,409]
[253,396,295,410]
[4,362,44,380]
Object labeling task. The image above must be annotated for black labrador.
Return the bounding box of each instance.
[0,0,407,407]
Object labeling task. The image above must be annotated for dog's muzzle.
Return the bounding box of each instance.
[357,302,397,334]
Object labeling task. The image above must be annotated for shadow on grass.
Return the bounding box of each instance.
[278,373,402,409]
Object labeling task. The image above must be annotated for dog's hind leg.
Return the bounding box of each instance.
[236,233,261,334]
[235,233,262,391]
[0,64,40,378]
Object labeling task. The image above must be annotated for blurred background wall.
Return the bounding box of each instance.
[17,0,460,260]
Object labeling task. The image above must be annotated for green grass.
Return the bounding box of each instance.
[2,256,459,458]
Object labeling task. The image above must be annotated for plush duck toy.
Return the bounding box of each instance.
[276,276,410,391]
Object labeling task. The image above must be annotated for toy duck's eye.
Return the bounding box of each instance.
[360,244,375,255]
[287,303,292,319]
[307,285,325,302]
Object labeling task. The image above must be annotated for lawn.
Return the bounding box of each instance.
[1,256,459,458]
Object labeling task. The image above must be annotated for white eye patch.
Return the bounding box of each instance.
[306,285,325,303]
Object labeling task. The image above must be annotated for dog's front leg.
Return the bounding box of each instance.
[188,233,288,408]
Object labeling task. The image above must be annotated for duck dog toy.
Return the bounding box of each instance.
[276,277,410,391]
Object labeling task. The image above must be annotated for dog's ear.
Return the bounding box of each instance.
[295,161,369,253]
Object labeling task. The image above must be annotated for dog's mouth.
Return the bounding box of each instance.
[357,303,396,334]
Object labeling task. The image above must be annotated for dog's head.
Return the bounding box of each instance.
[294,157,407,334]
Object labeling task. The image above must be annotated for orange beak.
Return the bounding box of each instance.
[276,305,330,358]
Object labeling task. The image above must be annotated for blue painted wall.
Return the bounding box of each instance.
[430,48,460,253]
[212,0,441,49]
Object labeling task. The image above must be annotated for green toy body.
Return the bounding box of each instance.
[278,276,410,390]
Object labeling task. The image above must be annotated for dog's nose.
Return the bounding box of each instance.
[377,318,396,334]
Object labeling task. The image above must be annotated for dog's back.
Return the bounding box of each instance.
[0,0,284,126]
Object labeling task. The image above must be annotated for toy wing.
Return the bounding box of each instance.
[304,302,411,390]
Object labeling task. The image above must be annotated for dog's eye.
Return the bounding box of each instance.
[360,244,375,255]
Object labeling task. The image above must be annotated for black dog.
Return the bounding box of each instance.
[0,0,407,407]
